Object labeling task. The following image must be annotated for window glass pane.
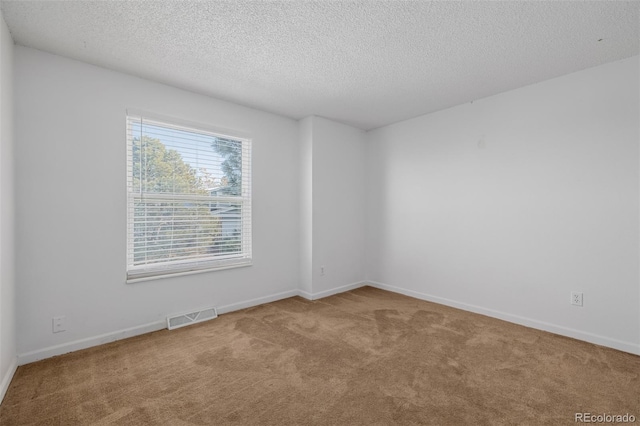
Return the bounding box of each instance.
[131,121,243,196]
[211,138,243,197]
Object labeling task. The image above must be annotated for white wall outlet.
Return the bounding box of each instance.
[52,316,66,333]
[570,292,583,307]
[320,266,326,276]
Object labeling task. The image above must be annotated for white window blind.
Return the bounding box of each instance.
[126,113,252,282]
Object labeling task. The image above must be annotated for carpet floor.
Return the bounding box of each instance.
[1,286,638,425]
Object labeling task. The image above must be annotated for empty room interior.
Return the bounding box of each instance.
[0,0,639,424]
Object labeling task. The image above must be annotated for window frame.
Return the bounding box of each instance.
[125,110,252,283]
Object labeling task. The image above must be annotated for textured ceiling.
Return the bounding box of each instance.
[1,1,638,130]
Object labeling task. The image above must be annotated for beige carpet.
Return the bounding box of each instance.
[1,286,638,425]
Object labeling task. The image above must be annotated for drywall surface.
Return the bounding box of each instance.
[14,46,300,356]
[311,117,365,294]
[0,6,16,391]
[299,116,313,294]
[366,56,640,352]
[0,8,17,396]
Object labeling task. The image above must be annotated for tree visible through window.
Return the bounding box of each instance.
[126,114,252,282]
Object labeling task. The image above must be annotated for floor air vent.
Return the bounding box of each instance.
[167,307,218,330]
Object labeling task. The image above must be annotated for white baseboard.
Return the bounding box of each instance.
[216,289,300,314]
[297,281,366,301]
[0,357,17,404]
[367,281,640,356]
[18,321,167,366]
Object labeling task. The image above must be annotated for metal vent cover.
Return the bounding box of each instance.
[167,307,218,330]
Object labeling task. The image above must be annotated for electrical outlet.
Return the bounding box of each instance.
[320,266,326,276]
[52,316,66,333]
[570,292,583,307]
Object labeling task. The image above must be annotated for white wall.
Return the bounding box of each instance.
[311,117,365,295]
[299,117,313,294]
[0,9,17,398]
[366,56,640,354]
[14,46,301,360]
[298,116,366,298]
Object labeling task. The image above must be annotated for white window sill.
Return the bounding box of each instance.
[126,260,252,284]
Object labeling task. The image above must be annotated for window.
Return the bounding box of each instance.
[126,112,252,282]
